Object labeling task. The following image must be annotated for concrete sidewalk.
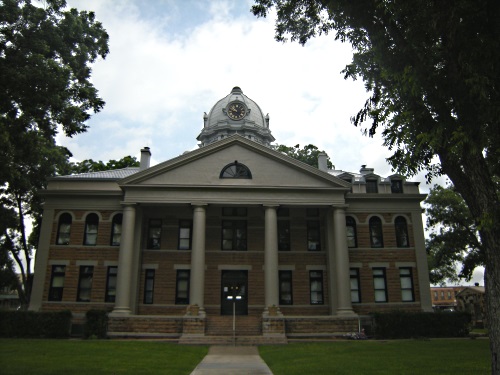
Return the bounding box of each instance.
[190,345,273,375]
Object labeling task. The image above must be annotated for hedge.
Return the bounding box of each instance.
[0,310,72,338]
[372,311,471,339]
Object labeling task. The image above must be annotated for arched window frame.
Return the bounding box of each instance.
[346,216,357,248]
[110,213,123,246]
[56,213,72,245]
[83,213,99,246]
[395,216,410,247]
[220,161,252,179]
[369,216,384,248]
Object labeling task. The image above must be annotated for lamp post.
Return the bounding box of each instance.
[227,288,242,345]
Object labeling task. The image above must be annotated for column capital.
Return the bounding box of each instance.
[263,204,280,209]
[191,203,208,208]
[120,202,137,208]
[332,204,349,211]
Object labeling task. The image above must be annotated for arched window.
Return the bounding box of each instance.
[346,216,357,248]
[83,213,99,246]
[395,216,410,247]
[220,161,252,179]
[369,216,384,248]
[56,213,72,245]
[110,214,123,246]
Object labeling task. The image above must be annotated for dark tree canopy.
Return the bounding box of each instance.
[253,1,500,371]
[0,0,109,308]
[67,155,140,175]
[425,185,483,285]
[275,143,334,169]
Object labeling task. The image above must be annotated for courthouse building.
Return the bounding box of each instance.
[30,87,432,341]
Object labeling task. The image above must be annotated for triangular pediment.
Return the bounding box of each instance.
[120,135,350,191]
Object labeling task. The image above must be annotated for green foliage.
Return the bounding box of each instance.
[84,309,108,339]
[67,155,140,175]
[372,311,471,339]
[425,185,484,284]
[0,0,109,308]
[0,310,72,338]
[274,144,334,169]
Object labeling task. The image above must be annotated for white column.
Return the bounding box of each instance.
[264,205,279,309]
[111,204,136,316]
[29,208,55,311]
[333,207,356,315]
[411,210,433,312]
[189,204,206,310]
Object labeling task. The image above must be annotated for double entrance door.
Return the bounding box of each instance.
[221,270,248,315]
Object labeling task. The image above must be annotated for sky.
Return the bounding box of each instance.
[60,0,482,285]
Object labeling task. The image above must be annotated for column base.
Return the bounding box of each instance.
[335,308,358,317]
[109,307,132,317]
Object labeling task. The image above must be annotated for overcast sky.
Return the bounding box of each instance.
[61,0,482,285]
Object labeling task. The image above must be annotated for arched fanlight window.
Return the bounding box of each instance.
[346,216,357,248]
[220,161,252,179]
[56,213,72,245]
[369,216,384,248]
[395,216,410,247]
[83,213,99,246]
[110,214,123,246]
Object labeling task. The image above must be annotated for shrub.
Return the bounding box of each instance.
[84,309,108,339]
[0,310,72,338]
[372,311,471,339]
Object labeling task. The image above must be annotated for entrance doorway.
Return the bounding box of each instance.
[221,270,248,315]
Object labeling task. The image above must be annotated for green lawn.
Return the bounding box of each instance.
[0,339,491,375]
[260,339,491,375]
[0,339,208,375]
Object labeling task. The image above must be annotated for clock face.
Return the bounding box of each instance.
[227,102,246,120]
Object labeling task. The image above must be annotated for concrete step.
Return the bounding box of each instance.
[179,334,288,345]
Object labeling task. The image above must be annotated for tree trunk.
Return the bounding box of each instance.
[440,150,500,374]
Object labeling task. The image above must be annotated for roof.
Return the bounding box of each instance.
[51,167,140,181]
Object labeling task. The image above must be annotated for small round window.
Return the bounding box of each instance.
[220,161,252,179]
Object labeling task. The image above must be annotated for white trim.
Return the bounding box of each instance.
[104,261,118,267]
[173,264,191,270]
[369,262,389,268]
[142,264,159,270]
[278,265,296,271]
[218,265,252,270]
[75,260,98,266]
[349,263,362,268]
[396,262,416,268]
[306,265,327,271]
[48,260,70,266]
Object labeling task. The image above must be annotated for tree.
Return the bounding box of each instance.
[425,185,483,285]
[274,143,334,169]
[66,155,140,175]
[0,0,109,308]
[252,1,500,372]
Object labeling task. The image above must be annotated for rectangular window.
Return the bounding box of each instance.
[278,220,290,251]
[48,265,66,301]
[373,268,387,303]
[391,179,403,193]
[105,266,117,303]
[178,220,192,250]
[279,270,293,305]
[221,220,247,250]
[176,270,190,304]
[77,266,94,302]
[307,221,321,251]
[350,268,361,303]
[366,180,378,193]
[143,269,155,304]
[147,219,162,249]
[309,270,324,305]
[400,268,414,302]
[447,291,452,300]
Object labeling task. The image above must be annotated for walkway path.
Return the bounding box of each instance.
[189,345,273,375]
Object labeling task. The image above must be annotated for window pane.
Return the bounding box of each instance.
[374,278,386,289]
[375,290,387,302]
[351,291,360,303]
[402,290,413,302]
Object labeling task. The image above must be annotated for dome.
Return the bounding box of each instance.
[197,87,275,147]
